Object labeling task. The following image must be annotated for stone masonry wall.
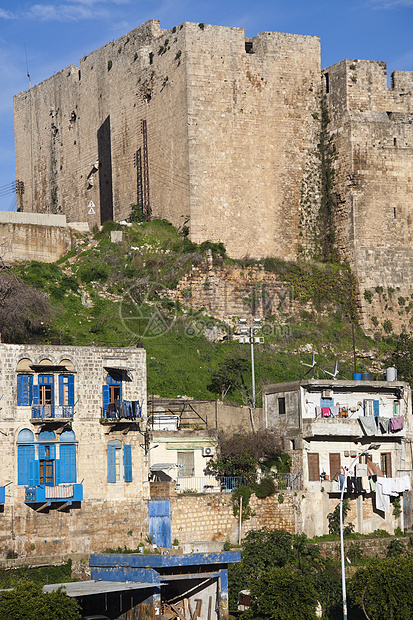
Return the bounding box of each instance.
[324,60,413,335]
[170,492,297,545]
[14,20,320,260]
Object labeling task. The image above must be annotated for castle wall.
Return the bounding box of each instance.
[324,59,413,333]
[14,21,320,259]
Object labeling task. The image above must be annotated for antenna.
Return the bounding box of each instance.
[323,361,339,379]
[300,353,317,378]
[25,44,31,89]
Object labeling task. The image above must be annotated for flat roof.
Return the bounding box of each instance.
[43,580,160,597]
[263,379,408,395]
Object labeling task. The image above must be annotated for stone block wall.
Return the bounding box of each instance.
[170,491,297,545]
[323,59,413,334]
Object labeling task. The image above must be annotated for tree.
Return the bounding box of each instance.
[0,272,54,343]
[0,581,82,620]
[207,356,249,399]
[350,557,413,620]
[387,332,413,387]
[245,566,319,620]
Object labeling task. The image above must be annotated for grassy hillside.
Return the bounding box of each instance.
[8,219,394,405]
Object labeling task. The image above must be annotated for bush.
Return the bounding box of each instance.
[77,263,110,283]
[254,476,276,498]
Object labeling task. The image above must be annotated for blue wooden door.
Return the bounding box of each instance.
[148,500,171,548]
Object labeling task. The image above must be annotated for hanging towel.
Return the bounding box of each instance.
[362,476,370,492]
[359,416,376,436]
[367,462,383,477]
[315,406,322,418]
[322,407,330,418]
[375,480,390,513]
[389,416,404,432]
[330,406,339,418]
[369,478,376,492]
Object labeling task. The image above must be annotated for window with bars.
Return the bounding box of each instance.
[308,453,320,482]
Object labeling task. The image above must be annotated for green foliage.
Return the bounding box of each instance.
[245,566,319,620]
[206,449,256,478]
[254,476,276,498]
[393,496,402,519]
[107,59,112,70]
[350,557,413,619]
[364,289,373,303]
[387,538,405,557]
[232,485,254,522]
[129,203,145,222]
[387,332,413,386]
[77,262,110,283]
[347,542,363,563]
[278,493,285,504]
[207,355,249,399]
[0,581,81,620]
[0,560,73,589]
[383,318,393,334]
[327,499,354,536]
[205,431,281,477]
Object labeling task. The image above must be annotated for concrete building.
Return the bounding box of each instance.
[0,343,148,556]
[263,377,413,537]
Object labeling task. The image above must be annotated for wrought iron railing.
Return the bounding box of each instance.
[31,405,74,420]
[175,472,303,494]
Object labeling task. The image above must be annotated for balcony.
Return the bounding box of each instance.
[175,473,303,494]
[302,416,406,439]
[31,405,74,424]
[100,400,142,425]
[25,483,83,506]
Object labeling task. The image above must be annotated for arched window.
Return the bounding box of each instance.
[17,429,78,487]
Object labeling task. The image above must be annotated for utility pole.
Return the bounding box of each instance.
[238,318,263,408]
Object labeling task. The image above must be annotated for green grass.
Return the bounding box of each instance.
[9,219,395,403]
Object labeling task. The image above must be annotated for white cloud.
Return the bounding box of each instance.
[0,8,16,19]
[28,2,111,21]
[368,0,413,7]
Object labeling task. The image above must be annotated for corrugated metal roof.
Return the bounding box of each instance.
[43,580,161,597]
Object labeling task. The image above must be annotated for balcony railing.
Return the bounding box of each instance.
[31,405,74,421]
[175,473,303,494]
[0,486,5,504]
[25,483,83,504]
[101,400,142,422]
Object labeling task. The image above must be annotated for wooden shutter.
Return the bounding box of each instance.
[329,453,341,481]
[18,445,34,485]
[17,375,33,406]
[124,445,132,482]
[308,453,319,481]
[381,453,392,478]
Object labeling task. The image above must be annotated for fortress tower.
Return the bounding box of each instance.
[13,20,320,260]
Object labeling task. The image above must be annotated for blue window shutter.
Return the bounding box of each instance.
[17,375,33,406]
[58,375,64,406]
[32,384,40,405]
[107,445,116,483]
[60,444,76,483]
[55,458,61,485]
[68,375,74,406]
[373,400,380,417]
[18,446,34,485]
[38,444,45,460]
[102,385,110,411]
[124,445,132,482]
[29,458,40,486]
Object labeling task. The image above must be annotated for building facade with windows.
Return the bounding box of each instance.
[0,343,148,557]
[263,378,413,538]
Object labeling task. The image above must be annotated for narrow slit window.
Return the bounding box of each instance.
[324,73,329,94]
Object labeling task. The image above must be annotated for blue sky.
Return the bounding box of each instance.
[1,0,412,210]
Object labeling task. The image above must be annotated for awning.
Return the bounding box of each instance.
[150,463,183,471]
[30,365,72,373]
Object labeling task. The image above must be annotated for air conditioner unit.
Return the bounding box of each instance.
[322,390,333,398]
[202,446,215,457]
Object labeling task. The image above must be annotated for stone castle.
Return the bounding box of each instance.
[13,19,413,331]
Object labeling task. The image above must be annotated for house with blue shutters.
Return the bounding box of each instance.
[0,343,148,557]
